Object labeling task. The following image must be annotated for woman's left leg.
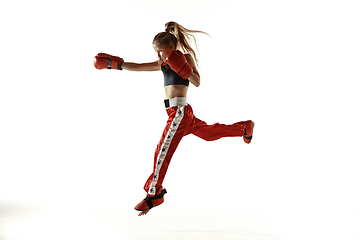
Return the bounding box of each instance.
[184,106,254,143]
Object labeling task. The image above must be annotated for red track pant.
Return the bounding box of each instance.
[144,98,246,196]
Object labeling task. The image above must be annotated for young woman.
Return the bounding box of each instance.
[94,22,254,216]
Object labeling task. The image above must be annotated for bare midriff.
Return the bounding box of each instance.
[164,85,188,99]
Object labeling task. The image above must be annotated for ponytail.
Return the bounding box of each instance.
[153,21,210,66]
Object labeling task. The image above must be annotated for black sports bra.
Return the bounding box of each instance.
[161,63,189,87]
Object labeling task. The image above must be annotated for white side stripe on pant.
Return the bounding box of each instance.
[148,106,185,195]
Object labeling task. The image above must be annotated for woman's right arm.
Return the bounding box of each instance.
[122,60,162,71]
[94,53,162,72]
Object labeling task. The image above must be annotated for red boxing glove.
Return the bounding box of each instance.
[93,53,124,70]
[165,50,193,79]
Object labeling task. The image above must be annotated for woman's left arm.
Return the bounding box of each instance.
[185,54,200,87]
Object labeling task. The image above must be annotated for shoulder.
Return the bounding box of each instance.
[157,59,165,67]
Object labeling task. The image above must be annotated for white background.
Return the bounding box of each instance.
[1,0,360,239]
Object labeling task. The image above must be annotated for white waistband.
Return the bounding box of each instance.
[166,97,187,109]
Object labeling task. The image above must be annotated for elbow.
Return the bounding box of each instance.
[194,75,201,87]
[192,80,200,87]
[196,76,201,87]
[189,72,200,87]
[190,77,200,87]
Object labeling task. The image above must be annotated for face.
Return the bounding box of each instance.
[153,43,175,61]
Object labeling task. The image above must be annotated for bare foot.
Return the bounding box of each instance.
[138,209,150,216]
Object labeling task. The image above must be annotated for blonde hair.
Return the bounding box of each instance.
[152,21,210,66]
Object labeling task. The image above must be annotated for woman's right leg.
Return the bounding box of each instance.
[135,99,194,214]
